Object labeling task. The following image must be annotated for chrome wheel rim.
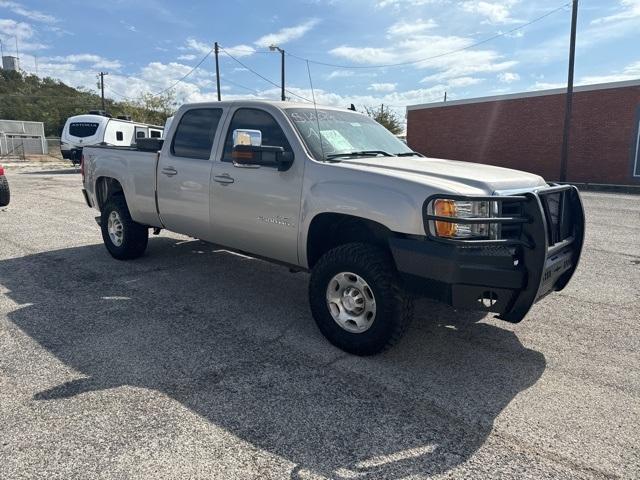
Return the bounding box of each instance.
[326,272,376,333]
[107,211,124,247]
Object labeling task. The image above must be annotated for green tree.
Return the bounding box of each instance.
[0,71,178,135]
[364,104,403,135]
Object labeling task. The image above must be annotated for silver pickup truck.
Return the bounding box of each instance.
[81,100,585,355]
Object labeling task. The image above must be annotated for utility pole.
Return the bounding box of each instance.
[99,72,109,112]
[280,48,285,101]
[269,45,285,101]
[444,91,447,102]
[560,0,579,182]
[214,42,221,101]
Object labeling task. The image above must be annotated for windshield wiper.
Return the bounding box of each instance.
[325,150,393,160]
[395,151,424,157]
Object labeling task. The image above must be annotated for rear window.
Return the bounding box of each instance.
[172,108,223,160]
[69,122,99,138]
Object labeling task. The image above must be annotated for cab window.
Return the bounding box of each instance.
[222,108,292,163]
[172,108,223,160]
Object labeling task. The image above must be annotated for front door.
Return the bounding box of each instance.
[157,107,224,239]
[210,107,303,265]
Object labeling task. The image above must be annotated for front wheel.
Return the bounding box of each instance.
[309,243,414,355]
[100,196,148,260]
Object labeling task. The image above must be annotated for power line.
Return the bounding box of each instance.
[148,47,215,97]
[218,45,313,103]
[285,2,571,69]
[218,77,261,94]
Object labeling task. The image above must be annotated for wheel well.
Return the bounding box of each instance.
[95,177,124,211]
[306,213,395,268]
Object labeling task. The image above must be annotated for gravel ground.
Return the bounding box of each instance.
[0,169,638,479]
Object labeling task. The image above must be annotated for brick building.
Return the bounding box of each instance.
[406,79,640,186]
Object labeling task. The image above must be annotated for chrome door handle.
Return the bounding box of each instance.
[162,167,177,177]
[213,174,235,185]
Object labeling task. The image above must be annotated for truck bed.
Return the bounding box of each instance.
[82,145,161,227]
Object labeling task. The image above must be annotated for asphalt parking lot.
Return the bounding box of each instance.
[1,167,638,479]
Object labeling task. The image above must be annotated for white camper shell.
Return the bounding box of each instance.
[61,113,163,164]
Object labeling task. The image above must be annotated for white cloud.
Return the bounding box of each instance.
[369,82,397,92]
[254,19,319,47]
[326,70,355,80]
[0,18,47,51]
[48,53,122,70]
[579,60,640,85]
[184,38,212,54]
[119,20,137,32]
[376,0,440,9]
[0,1,57,23]
[591,0,640,25]
[177,54,197,61]
[183,38,255,58]
[530,81,565,90]
[387,19,438,37]
[387,18,438,37]
[447,76,483,87]
[461,0,519,24]
[498,71,520,83]
[224,44,256,57]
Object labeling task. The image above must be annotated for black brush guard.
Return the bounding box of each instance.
[389,185,585,323]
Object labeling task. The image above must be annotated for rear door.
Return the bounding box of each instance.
[157,107,225,239]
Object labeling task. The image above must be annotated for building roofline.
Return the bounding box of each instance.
[406,78,640,111]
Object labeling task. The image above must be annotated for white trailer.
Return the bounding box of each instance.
[61,112,163,164]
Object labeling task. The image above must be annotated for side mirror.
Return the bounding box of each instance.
[231,129,293,171]
[232,144,293,171]
[233,129,262,147]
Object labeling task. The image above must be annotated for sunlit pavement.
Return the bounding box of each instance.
[1,169,638,479]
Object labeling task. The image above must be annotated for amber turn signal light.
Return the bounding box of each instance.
[433,199,457,237]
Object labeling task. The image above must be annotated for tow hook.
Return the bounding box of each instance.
[94,216,101,226]
[153,228,162,235]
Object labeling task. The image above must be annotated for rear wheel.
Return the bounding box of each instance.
[100,195,148,260]
[0,175,10,207]
[309,243,414,355]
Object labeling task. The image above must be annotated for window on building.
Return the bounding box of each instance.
[116,131,124,142]
[136,131,146,139]
[150,130,162,138]
[222,108,292,163]
[171,108,223,160]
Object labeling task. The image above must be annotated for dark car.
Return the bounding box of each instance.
[0,165,10,207]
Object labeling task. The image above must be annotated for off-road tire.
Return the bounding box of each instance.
[0,176,10,207]
[309,242,414,355]
[101,195,148,260]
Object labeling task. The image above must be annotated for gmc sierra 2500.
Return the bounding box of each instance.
[81,101,585,355]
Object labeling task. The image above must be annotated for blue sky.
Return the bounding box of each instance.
[0,0,638,114]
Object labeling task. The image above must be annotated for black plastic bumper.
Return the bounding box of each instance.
[389,185,585,323]
[62,149,82,163]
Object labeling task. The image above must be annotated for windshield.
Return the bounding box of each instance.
[285,108,412,160]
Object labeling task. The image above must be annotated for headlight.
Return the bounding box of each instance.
[430,199,496,239]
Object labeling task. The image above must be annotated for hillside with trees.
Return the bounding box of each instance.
[0,70,176,137]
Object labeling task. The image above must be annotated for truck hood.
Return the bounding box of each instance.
[337,156,547,193]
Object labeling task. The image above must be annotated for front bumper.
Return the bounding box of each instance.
[389,185,585,323]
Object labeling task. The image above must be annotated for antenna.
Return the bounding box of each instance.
[306,60,325,160]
